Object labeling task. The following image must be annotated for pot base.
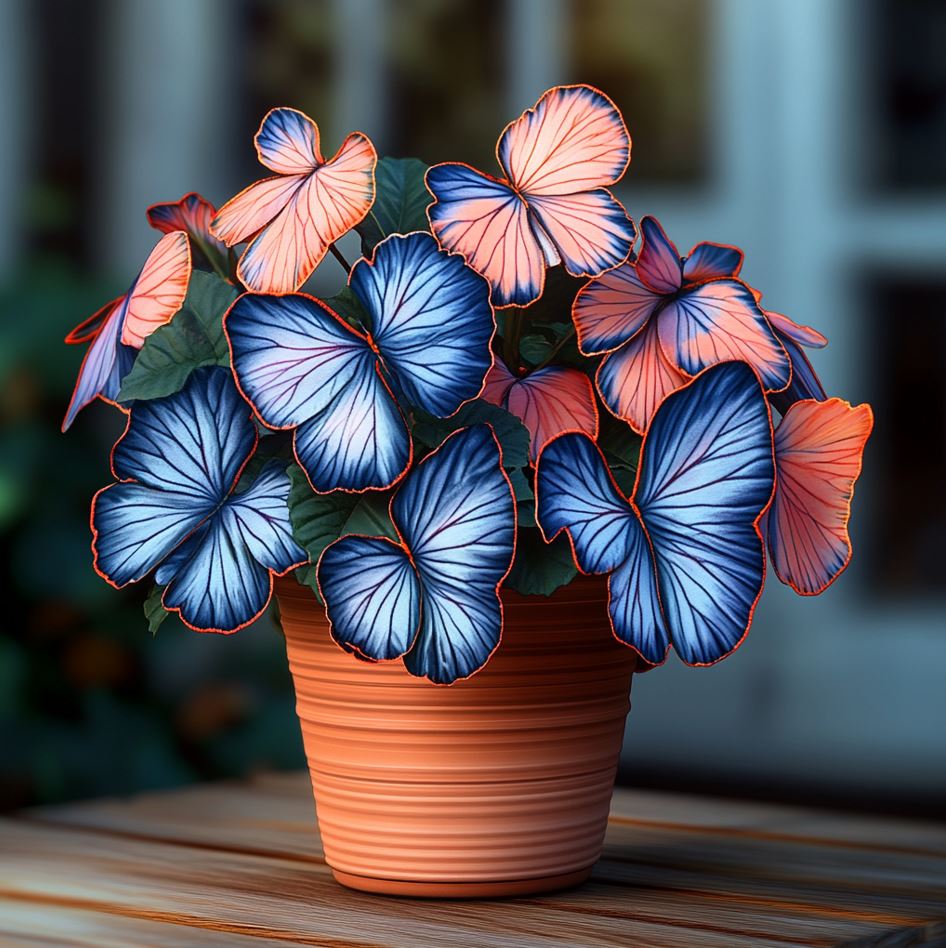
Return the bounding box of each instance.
[331,866,593,899]
[278,575,635,895]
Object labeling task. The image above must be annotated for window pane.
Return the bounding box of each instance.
[868,275,946,594]
[383,0,506,167]
[566,0,709,184]
[869,0,946,191]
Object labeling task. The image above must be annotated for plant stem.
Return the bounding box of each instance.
[502,308,526,370]
[194,235,232,282]
[532,325,576,371]
[329,242,353,273]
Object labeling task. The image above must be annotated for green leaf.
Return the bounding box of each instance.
[412,400,530,469]
[287,466,397,598]
[323,285,370,330]
[519,321,580,369]
[341,492,397,539]
[507,468,533,502]
[357,157,431,253]
[519,334,554,365]
[295,564,319,595]
[508,467,535,527]
[598,411,641,470]
[505,528,578,597]
[288,466,358,560]
[288,467,358,600]
[144,584,169,636]
[118,271,238,402]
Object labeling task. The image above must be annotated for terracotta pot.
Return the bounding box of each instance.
[276,574,637,898]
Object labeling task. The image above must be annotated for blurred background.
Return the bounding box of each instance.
[1,0,944,815]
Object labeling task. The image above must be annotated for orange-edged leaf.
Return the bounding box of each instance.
[656,279,791,392]
[120,231,192,348]
[768,398,873,595]
[596,320,690,434]
[481,361,598,461]
[212,109,377,294]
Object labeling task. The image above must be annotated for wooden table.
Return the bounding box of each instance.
[1,773,944,947]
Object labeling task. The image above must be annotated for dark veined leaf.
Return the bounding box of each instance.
[118,271,238,402]
[144,583,169,636]
[412,400,530,469]
[357,157,431,253]
[505,528,578,597]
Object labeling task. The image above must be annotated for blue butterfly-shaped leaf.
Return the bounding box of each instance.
[225,230,494,494]
[536,361,775,666]
[317,425,516,684]
[91,366,306,632]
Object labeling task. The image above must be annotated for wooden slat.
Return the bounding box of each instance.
[0,899,272,947]
[1,775,945,946]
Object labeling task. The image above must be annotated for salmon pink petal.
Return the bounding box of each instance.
[427,84,634,305]
[656,279,791,391]
[63,229,218,431]
[504,366,598,460]
[210,175,306,249]
[766,310,828,348]
[148,192,217,237]
[527,190,635,278]
[212,111,377,294]
[425,163,546,308]
[636,216,683,294]
[480,360,517,406]
[596,320,689,434]
[64,295,125,346]
[147,192,229,271]
[482,362,598,460]
[572,261,662,355]
[498,85,630,195]
[120,231,192,348]
[767,398,873,595]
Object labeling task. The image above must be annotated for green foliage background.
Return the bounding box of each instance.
[0,266,305,810]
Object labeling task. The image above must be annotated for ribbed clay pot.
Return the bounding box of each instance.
[276,574,637,898]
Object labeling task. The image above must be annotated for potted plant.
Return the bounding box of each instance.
[64,85,873,897]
